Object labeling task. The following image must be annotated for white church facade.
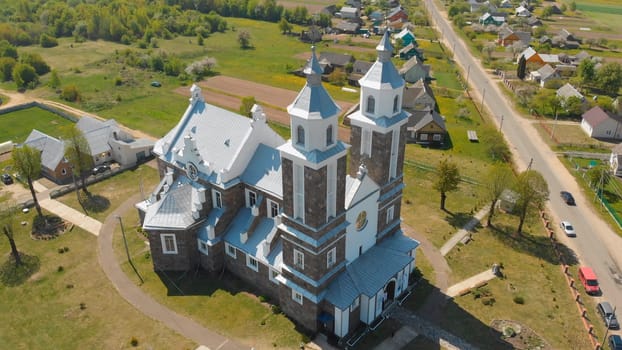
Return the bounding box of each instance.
[136,32,420,340]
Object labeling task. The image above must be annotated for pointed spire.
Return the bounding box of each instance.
[303,46,323,85]
[376,31,394,62]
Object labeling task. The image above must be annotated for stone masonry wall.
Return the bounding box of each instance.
[278,283,319,333]
[225,250,280,301]
[304,165,327,228]
[148,229,199,271]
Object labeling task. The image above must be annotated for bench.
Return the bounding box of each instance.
[467,130,479,142]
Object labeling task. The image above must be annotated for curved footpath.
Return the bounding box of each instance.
[97,193,247,350]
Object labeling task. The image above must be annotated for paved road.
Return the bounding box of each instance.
[423,0,622,318]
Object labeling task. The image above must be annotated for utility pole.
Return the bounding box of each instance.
[550,110,559,141]
[465,65,471,90]
[527,158,533,170]
[117,215,144,284]
[499,115,504,131]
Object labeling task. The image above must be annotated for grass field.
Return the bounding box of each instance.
[56,164,161,222]
[0,206,196,349]
[0,107,74,144]
[112,209,305,349]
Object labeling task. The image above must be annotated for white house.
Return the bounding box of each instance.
[581,106,622,140]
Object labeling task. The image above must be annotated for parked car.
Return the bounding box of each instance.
[560,191,575,205]
[598,302,620,329]
[1,173,13,185]
[609,334,622,350]
[150,81,162,87]
[578,266,600,295]
[559,221,576,237]
[92,164,111,175]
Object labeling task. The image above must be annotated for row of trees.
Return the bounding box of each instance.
[434,159,549,235]
[0,0,332,48]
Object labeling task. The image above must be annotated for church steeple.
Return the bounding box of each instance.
[376,30,394,62]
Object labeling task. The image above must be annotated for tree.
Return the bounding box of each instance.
[484,132,511,162]
[531,89,560,117]
[197,34,204,46]
[433,159,460,211]
[577,59,595,86]
[541,6,553,19]
[485,165,514,226]
[64,125,93,198]
[12,145,43,218]
[278,18,292,34]
[0,40,18,59]
[20,53,50,75]
[0,57,16,81]
[0,204,21,266]
[517,54,527,80]
[12,63,37,89]
[564,96,585,118]
[586,165,609,190]
[48,69,61,89]
[185,57,217,80]
[238,30,251,49]
[513,170,549,235]
[570,1,577,11]
[239,96,256,117]
[596,62,622,96]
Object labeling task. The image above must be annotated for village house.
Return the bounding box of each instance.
[582,106,622,140]
[393,28,416,47]
[386,7,408,22]
[479,12,505,26]
[557,83,586,108]
[399,43,424,61]
[406,108,447,146]
[553,29,581,49]
[517,47,544,65]
[339,6,359,20]
[399,57,431,84]
[402,79,436,112]
[22,116,154,184]
[23,130,73,184]
[136,33,419,340]
[497,28,531,47]
[348,60,374,86]
[515,5,531,17]
[529,64,560,87]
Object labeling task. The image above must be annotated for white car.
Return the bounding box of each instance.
[560,221,576,237]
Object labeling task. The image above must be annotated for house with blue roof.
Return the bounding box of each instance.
[136,32,420,340]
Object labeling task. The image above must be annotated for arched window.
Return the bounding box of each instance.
[326,125,333,146]
[393,96,399,113]
[297,125,305,146]
[366,96,375,114]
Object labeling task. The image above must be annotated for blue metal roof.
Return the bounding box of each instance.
[143,181,197,230]
[324,232,418,309]
[240,144,282,198]
[279,140,348,164]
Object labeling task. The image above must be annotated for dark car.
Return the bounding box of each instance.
[92,164,111,175]
[597,301,620,330]
[560,191,575,205]
[609,334,622,350]
[1,173,13,185]
[150,81,162,87]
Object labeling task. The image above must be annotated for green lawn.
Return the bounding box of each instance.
[0,107,74,144]
[56,164,161,222]
[0,207,196,349]
[112,209,305,350]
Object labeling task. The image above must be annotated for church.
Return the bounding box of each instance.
[136,32,420,339]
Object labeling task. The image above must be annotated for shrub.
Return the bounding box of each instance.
[482,297,495,306]
[258,295,267,303]
[80,302,86,310]
[63,247,69,253]
[40,34,58,48]
[57,266,64,272]
[58,248,65,254]
[114,76,123,86]
[271,305,282,314]
[66,284,74,289]
[130,337,138,347]
[61,85,80,102]
[513,296,525,304]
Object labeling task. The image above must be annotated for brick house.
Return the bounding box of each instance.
[23,130,73,184]
[137,33,419,340]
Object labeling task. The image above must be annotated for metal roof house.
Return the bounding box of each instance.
[136,35,419,341]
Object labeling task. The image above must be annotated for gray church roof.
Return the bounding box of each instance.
[24,130,66,171]
[143,180,197,230]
